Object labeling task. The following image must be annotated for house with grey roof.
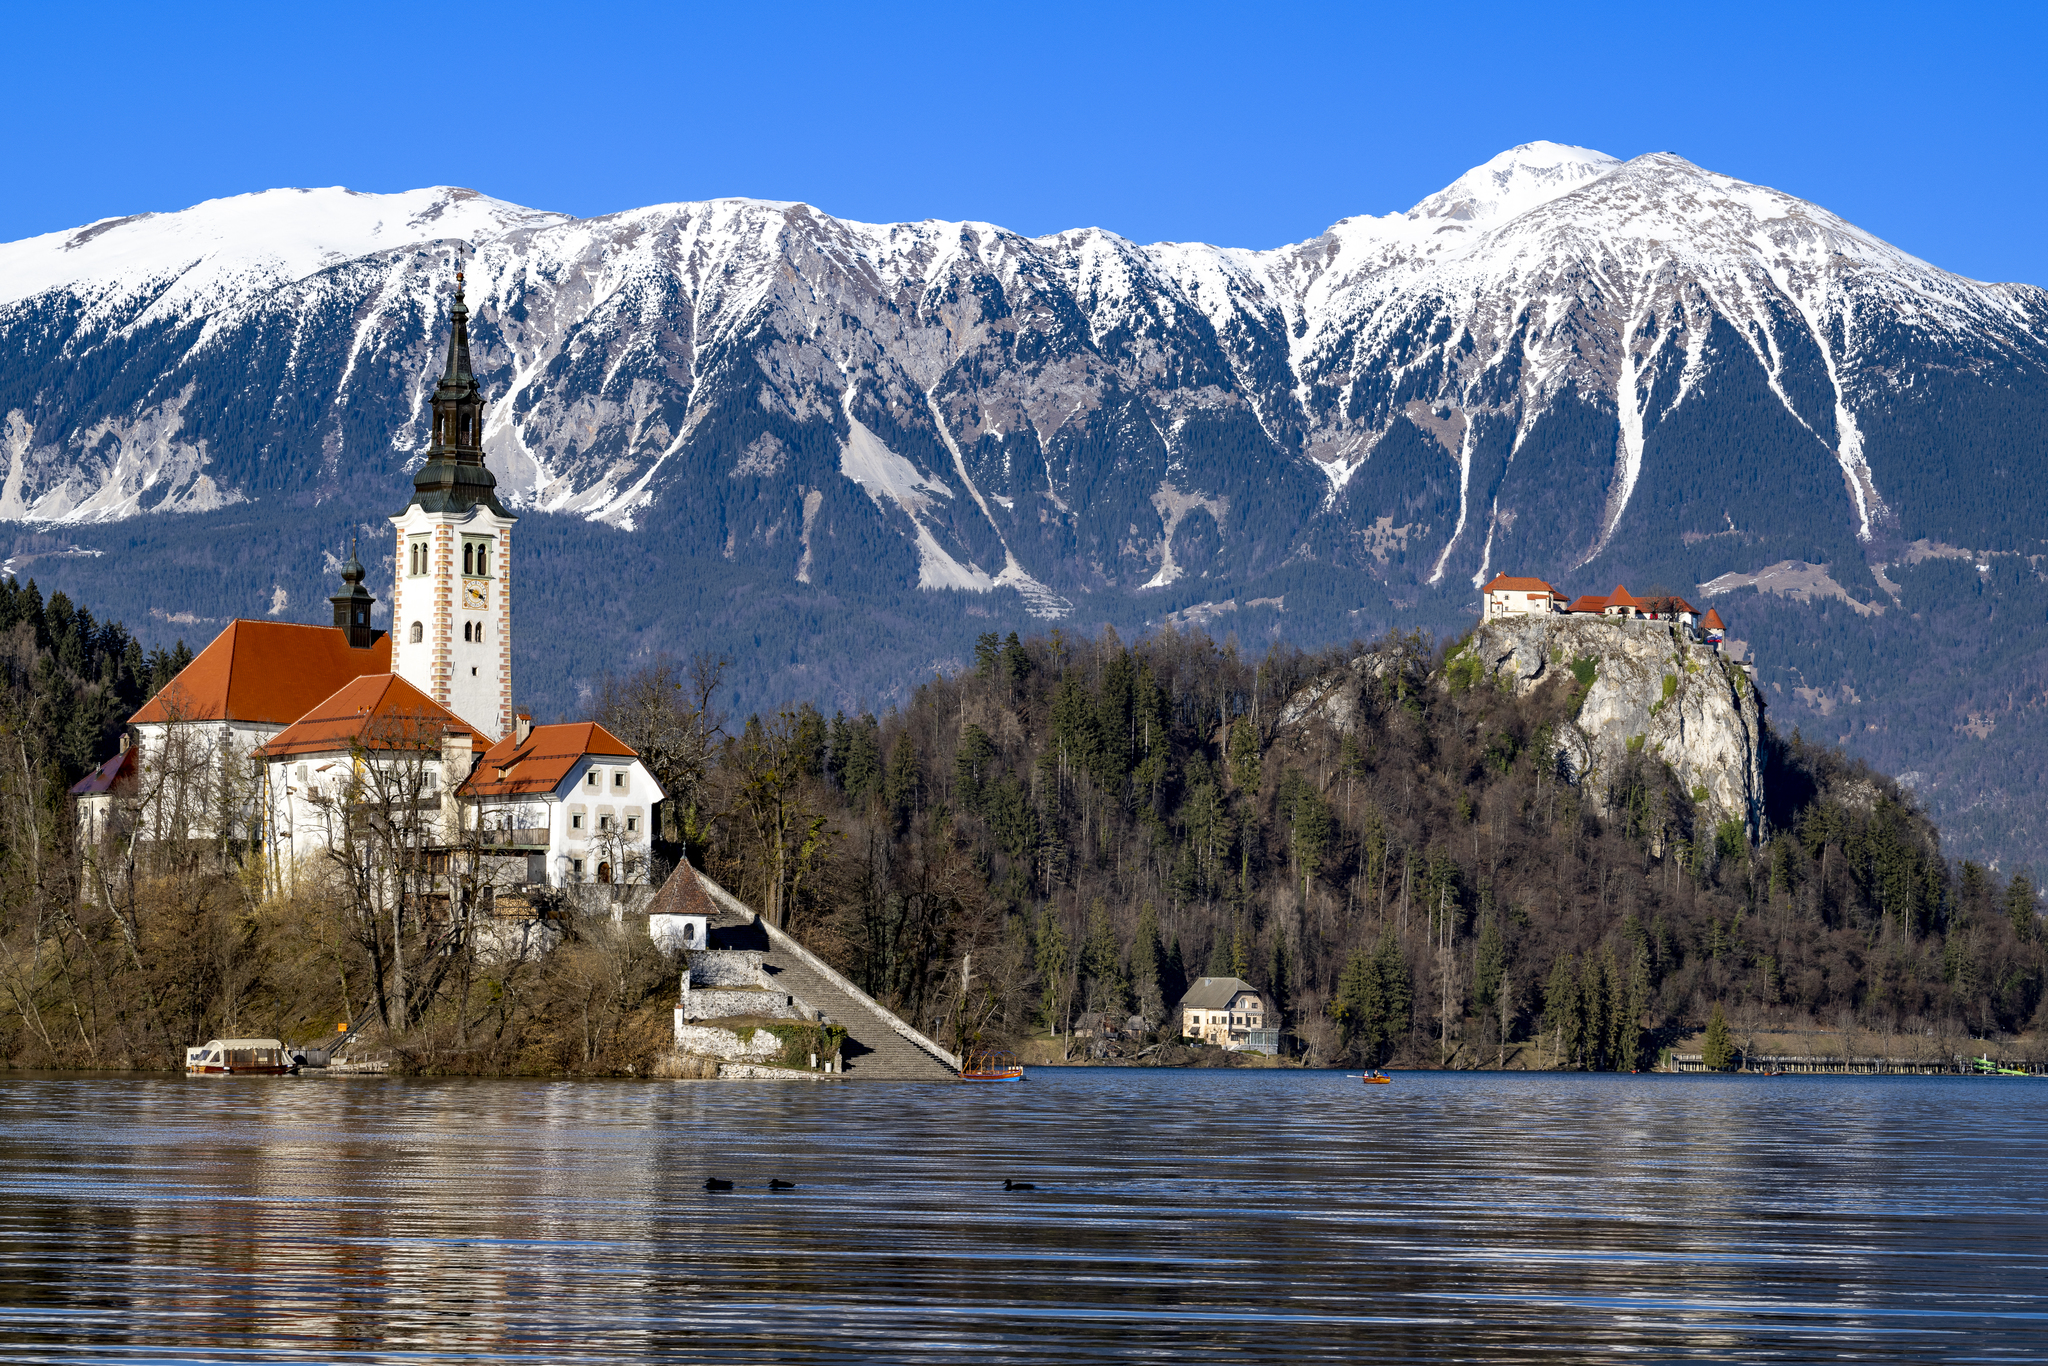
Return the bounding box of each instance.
[1176,976,1278,1053]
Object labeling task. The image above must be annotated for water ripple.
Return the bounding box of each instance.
[0,1069,2041,1362]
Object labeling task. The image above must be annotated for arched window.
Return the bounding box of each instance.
[477,543,490,577]
[462,415,472,442]
[410,621,423,643]
[463,543,474,576]
[462,622,471,642]
[597,862,613,885]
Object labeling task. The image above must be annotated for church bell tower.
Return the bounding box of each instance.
[389,254,515,741]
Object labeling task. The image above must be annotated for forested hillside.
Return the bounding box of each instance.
[681,626,2048,1067]
[2,584,2042,1072]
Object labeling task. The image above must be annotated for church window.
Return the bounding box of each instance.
[462,536,492,578]
[408,538,429,576]
[463,543,474,576]
[410,621,423,643]
[462,622,471,642]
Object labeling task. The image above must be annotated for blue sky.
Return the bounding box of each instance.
[5,0,2044,282]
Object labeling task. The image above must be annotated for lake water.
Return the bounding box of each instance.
[0,1068,2042,1362]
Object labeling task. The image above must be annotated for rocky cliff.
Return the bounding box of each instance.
[1455,615,1766,840]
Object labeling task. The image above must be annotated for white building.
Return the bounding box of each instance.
[387,268,515,743]
[458,718,664,887]
[116,265,665,898]
[1480,574,1566,617]
[1177,976,1276,1051]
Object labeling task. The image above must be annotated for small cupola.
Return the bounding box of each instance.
[329,541,378,649]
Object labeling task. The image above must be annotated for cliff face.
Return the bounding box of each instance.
[1458,615,1767,840]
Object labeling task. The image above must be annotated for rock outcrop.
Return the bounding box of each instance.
[1455,615,1766,840]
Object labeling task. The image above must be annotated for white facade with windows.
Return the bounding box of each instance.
[461,728,664,889]
[390,505,514,743]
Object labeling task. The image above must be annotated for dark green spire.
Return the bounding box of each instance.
[407,250,510,516]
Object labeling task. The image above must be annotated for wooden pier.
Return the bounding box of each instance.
[1670,1052,2046,1075]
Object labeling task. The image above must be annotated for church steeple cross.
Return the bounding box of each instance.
[429,247,484,462]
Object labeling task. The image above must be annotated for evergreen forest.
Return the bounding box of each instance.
[680,625,2048,1069]
[0,582,2043,1072]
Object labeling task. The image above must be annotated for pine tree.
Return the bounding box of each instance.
[1036,910,1071,1036]
[1130,903,1163,1022]
[884,734,921,828]
[1702,1002,1735,1071]
[1267,935,1291,1031]
[2006,873,2037,943]
[1082,899,1126,1017]
[1228,717,1260,793]
[1545,955,1581,1068]
[1473,911,1506,1011]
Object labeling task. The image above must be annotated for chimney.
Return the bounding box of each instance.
[118,732,130,753]
[439,729,474,838]
[515,711,532,746]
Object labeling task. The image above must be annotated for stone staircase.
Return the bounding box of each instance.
[692,873,959,1082]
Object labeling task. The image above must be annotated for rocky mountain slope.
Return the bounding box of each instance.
[1455,616,1765,841]
[4,145,2047,868]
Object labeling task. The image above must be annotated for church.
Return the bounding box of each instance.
[95,263,663,893]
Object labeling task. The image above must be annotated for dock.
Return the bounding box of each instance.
[1671,1052,2045,1075]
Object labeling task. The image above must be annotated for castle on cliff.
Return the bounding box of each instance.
[1480,573,1728,647]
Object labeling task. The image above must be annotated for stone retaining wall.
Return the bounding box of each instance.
[690,950,764,987]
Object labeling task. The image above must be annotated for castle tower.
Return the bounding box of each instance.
[389,256,515,741]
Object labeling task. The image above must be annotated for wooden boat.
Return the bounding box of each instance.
[960,1048,1025,1081]
[185,1039,296,1076]
[1361,1070,1392,1085]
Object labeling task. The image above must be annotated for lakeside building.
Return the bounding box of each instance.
[89,265,663,897]
[1177,977,1278,1052]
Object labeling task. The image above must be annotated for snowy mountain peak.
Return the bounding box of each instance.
[0,185,568,314]
[1408,142,1620,224]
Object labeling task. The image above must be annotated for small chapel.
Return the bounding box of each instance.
[83,263,663,893]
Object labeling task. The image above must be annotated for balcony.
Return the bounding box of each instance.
[475,827,551,851]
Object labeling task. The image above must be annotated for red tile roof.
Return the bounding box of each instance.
[68,747,136,797]
[459,722,638,798]
[130,620,391,726]
[1702,608,1726,629]
[1480,574,1563,595]
[1568,595,1609,613]
[1604,584,1643,609]
[645,859,717,919]
[257,674,483,760]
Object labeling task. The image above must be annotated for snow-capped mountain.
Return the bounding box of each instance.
[9,144,2048,870]
[4,143,2042,613]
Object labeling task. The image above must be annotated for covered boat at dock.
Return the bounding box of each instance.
[185,1039,296,1075]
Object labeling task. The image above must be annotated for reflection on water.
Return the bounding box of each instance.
[0,1069,2043,1362]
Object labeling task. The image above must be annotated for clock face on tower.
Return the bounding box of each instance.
[464,582,488,610]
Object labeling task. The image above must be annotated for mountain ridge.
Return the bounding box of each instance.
[6,143,2048,871]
